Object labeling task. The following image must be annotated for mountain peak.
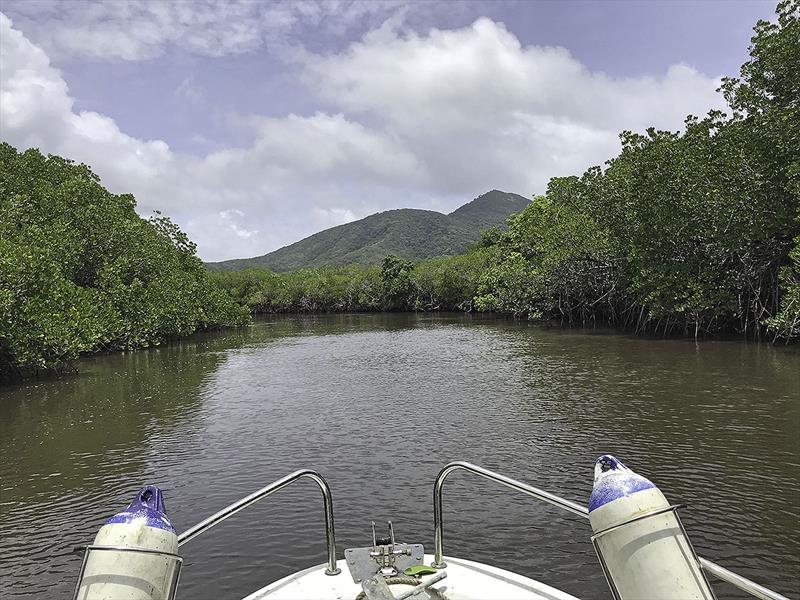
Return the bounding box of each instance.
[448,190,530,229]
[208,190,530,272]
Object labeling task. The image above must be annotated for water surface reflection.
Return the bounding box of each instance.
[1,315,797,599]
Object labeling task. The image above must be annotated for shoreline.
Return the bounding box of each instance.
[4,311,796,386]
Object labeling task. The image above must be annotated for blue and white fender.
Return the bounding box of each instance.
[588,455,715,600]
[77,486,179,600]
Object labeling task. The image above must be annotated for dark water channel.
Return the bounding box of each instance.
[1,314,798,599]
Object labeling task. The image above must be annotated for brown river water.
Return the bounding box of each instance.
[1,314,798,599]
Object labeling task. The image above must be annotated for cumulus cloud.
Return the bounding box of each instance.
[1,0,408,61]
[302,17,727,195]
[0,12,726,261]
[0,12,173,190]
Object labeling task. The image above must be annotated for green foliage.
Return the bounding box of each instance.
[475,226,506,249]
[721,0,799,203]
[380,255,415,310]
[413,251,491,311]
[765,231,800,341]
[0,144,248,379]
[210,251,492,315]
[595,113,795,331]
[475,2,799,340]
[212,266,378,313]
[208,190,530,272]
[476,185,618,321]
[475,251,541,316]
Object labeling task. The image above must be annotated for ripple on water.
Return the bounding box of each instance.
[0,315,798,599]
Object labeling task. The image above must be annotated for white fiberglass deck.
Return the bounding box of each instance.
[242,555,581,600]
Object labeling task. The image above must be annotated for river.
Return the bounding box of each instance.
[1,314,798,599]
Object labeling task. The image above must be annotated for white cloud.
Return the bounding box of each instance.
[301,17,727,195]
[1,0,408,61]
[1,1,283,60]
[0,12,174,189]
[1,12,727,261]
[219,209,258,239]
[313,207,357,227]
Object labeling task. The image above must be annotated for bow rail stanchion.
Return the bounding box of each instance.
[432,460,586,569]
[178,468,341,575]
[432,461,789,600]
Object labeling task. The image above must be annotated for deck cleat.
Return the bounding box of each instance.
[344,521,425,584]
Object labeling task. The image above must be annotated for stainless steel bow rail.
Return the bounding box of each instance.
[432,461,790,600]
[178,468,341,575]
[72,469,338,600]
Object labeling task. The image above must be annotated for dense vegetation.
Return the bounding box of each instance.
[473,1,798,341]
[0,144,248,380]
[211,252,492,313]
[207,190,529,272]
[213,1,799,343]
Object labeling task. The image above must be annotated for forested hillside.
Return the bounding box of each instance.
[207,190,530,272]
[0,144,248,380]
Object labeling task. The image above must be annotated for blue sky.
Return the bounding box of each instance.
[0,1,776,260]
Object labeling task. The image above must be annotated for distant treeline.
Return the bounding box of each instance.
[211,251,492,314]
[0,144,249,381]
[213,2,799,342]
